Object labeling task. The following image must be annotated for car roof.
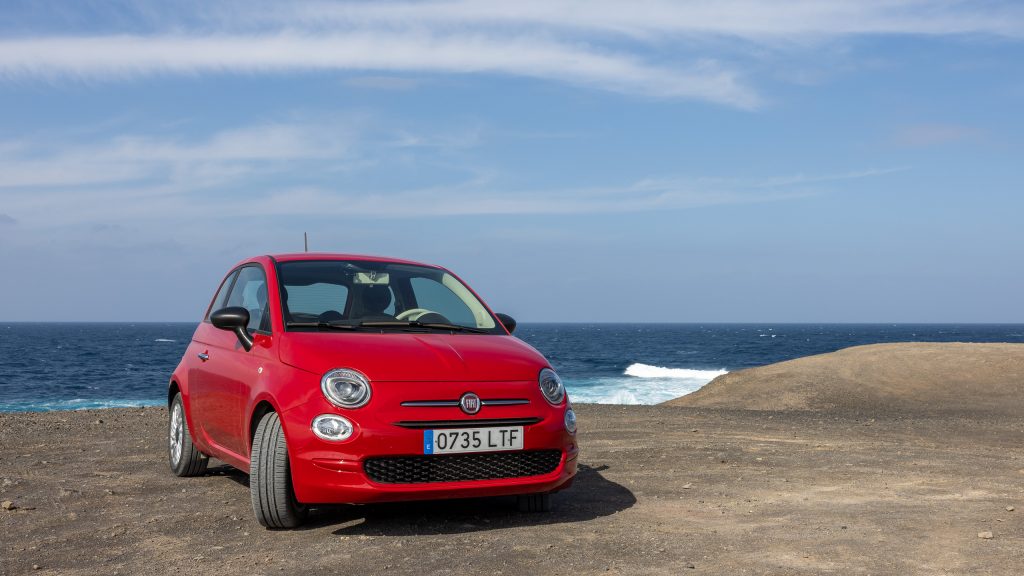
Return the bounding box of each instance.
[266,253,440,268]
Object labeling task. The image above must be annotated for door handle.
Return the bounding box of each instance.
[197,352,210,362]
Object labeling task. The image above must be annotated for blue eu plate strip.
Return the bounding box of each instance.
[423,429,434,454]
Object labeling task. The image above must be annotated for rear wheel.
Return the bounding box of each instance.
[250,412,308,529]
[168,393,208,477]
[516,492,551,513]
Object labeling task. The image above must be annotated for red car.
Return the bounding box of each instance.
[167,253,578,528]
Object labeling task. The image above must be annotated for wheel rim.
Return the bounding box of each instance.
[169,403,184,465]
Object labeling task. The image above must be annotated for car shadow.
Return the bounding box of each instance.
[208,462,635,535]
[312,463,634,535]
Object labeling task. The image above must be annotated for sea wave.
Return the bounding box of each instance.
[566,363,727,405]
[624,363,728,380]
[154,338,176,342]
[0,398,163,413]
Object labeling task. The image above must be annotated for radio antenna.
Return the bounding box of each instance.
[304,232,308,252]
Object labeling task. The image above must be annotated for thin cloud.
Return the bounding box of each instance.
[891,123,982,147]
[0,32,760,108]
[0,121,353,189]
[343,75,422,91]
[3,163,897,226]
[277,0,1024,39]
[0,214,17,226]
[3,2,1019,108]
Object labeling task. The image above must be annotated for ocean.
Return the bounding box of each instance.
[2,323,1023,412]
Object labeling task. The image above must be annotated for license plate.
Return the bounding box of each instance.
[424,426,524,455]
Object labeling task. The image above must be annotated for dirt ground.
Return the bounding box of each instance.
[2,404,1022,575]
[669,343,1024,415]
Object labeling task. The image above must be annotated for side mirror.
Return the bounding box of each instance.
[495,313,517,334]
[210,307,254,351]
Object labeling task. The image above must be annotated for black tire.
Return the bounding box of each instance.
[168,393,209,477]
[517,492,551,513]
[250,412,308,529]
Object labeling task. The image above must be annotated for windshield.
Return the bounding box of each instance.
[277,260,503,334]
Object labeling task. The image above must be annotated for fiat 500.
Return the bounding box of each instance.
[167,253,578,528]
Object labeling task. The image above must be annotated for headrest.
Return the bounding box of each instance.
[362,286,392,314]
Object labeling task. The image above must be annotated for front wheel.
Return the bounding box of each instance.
[168,393,209,477]
[250,412,308,529]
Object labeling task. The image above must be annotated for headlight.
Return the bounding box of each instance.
[564,408,577,434]
[311,414,354,441]
[538,368,565,405]
[321,368,372,408]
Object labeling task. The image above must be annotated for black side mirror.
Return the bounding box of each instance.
[495,313,517,334]
[210,307,254,351]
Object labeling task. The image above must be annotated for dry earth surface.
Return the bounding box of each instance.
[668,343,1024,414]
[2,343,1023,575]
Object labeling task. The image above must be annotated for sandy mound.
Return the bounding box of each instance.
[665,342,1024,414]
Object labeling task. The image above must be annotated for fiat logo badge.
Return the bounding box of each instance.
[459,393,481,415]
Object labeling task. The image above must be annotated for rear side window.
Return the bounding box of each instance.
[205,271,238,321]
[224,266,271,333]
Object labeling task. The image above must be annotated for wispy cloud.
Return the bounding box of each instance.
[891,123,983,147]
[0,213,16,226]
[0,118,899,225]
[0,32,758,108]
[0,121,354,189]
[278,0,1024,40]
[343,75,422,91]
[3,1,1019,108]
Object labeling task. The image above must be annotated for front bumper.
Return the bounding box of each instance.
[281,394,578,505]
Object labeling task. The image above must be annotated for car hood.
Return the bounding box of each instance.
[278,332,548,382]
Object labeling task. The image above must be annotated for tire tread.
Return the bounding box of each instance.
[250,412,306,529]
[169,394,208,477]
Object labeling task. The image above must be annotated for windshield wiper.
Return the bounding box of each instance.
[285,321,360,331]
[358,321,487,334]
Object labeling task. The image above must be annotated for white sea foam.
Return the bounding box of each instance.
[567,363,728,405]
[623,363,728,380]
[154,338,176,342]
[0,399,163,412]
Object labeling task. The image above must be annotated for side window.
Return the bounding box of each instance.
[205,271,238,321]
[224,266,270,333]
[409,277,475,326]
[284,283,350,320]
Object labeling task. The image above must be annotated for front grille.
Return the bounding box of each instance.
[364,450,562,484]
[392,417,542,429]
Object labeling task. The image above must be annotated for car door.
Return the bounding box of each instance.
[190,265,273,461]
[189,269,238,453]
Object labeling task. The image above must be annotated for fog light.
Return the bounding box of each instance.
[311,414,354,441]
[564,408,577,435]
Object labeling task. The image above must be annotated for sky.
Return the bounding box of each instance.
[0,0,1022,323]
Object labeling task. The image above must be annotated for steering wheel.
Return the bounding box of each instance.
[396,308,434,321]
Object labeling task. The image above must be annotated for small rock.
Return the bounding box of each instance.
[686,563,696,569]
[1007,506,1015,512]
[105,489,115,495]
[32,565,40,570]
[1,500,15,510]
[978,531,994,539]
[682,483,692,489]
[95,419,104,424]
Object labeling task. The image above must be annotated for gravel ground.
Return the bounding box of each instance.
[2,404,1023,575]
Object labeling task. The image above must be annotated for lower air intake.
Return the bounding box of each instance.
[364,450,562,484]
